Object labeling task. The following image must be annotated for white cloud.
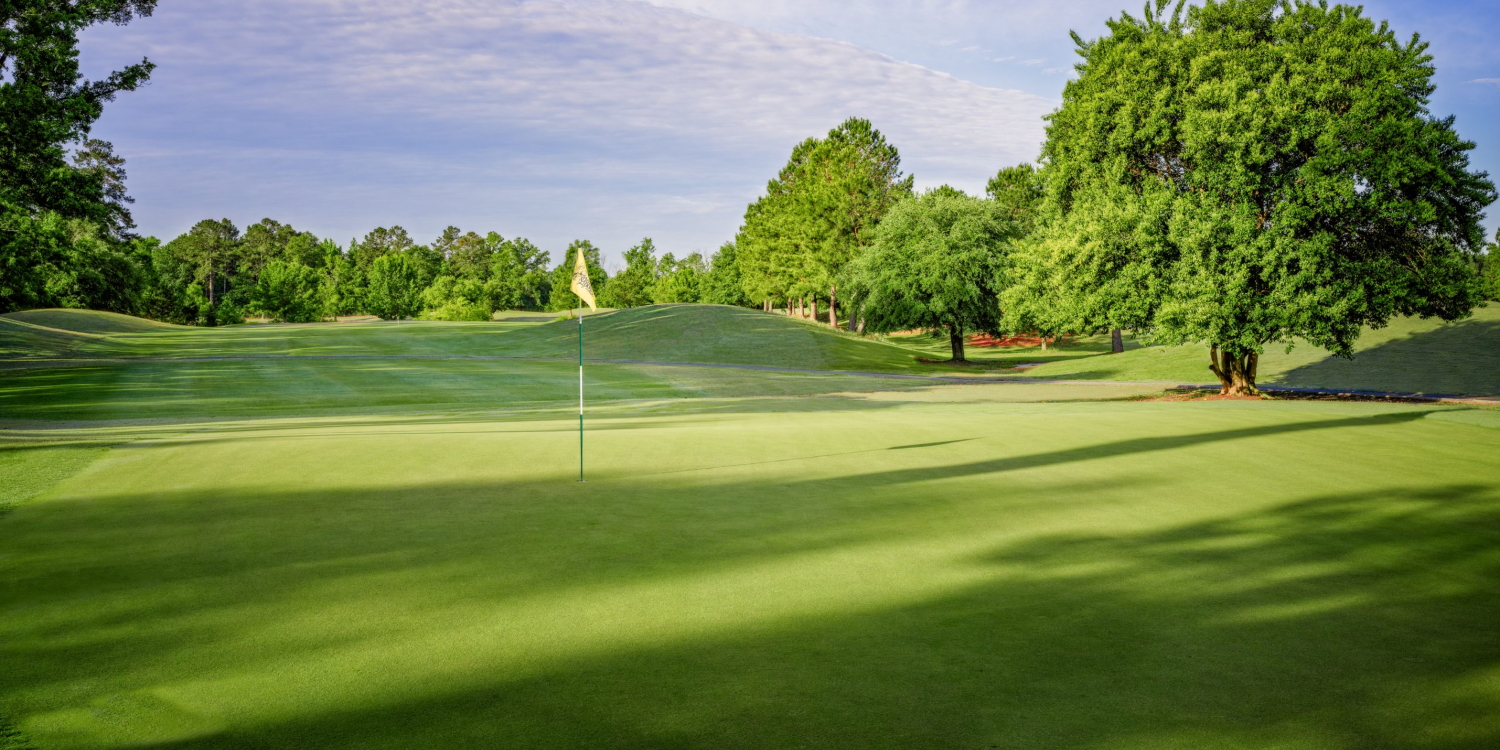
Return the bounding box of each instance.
[1471,78,1500,85]
[80,0,1055,256]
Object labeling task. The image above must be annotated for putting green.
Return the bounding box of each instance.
[3,394,1499,749]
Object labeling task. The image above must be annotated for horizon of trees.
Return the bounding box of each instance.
[4,0,1498,395]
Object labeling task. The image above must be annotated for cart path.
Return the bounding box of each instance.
[2,353,1496,404]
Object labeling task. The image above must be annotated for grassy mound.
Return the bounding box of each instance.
[494,304,926,372]
[1022,305,1500,396]
[1,308,175,334]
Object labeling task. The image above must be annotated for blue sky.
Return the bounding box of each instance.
[79,0,1500,269]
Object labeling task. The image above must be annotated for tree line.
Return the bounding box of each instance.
[3,0,1498,395]
[728,1,1500,395]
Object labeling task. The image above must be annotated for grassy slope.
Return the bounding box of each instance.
[1,397,1498,749]
[1,309,176,334]
[0,305,928,372]
[1021,304,1500,395]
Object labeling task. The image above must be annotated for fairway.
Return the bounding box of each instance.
[3,309,1500,749]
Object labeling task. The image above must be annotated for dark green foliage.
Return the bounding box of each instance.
[0,1,155,315]
[548,240,606,311]
[985,163,1045,232]
[162,218,239,307]
[736,118,913,312]
[700,242,748,306]
[350,226,413,271]
[652,252,706,304]
[1481,230,1500,302]
[0,0,155,229]
[420,275,491,321]
[365,254,422,321]
[250,260,321,322]
[490,237,550,311]
[846,191,1019,361]
[1010,0,1495,394]
[599,238,659,309]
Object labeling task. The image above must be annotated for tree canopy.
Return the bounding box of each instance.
[845,190,1019,361]
[1009,0,1495,394]
[735,117,912,321]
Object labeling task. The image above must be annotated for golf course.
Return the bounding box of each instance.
[3,305,1499,749]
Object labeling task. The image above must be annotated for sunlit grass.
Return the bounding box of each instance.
[3,396,1499,748]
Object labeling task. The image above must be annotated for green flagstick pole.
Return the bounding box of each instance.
[578,307,584,482]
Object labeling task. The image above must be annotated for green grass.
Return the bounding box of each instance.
[1022,305,1500,396]
[2,396,1498,749]
[0,305,931,372]
[3,304,1499,748]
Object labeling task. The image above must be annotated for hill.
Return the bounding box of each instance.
[1,308,177,334]
[1021,305,1500,396]
[493,305,927,372]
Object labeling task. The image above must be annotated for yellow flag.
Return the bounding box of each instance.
[569,248,597,311]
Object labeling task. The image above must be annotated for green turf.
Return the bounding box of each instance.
[3,305,1499,748]
[0,305,931,373]
[1,309,177,334]
[2,396,1498,749]
[1021,305,1500,396]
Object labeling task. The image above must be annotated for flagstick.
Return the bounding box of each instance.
[578,306,584,483]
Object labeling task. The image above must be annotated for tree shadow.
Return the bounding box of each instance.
[2,408,1494,749]
[26,483,1496,750]
[1278,319,1500,397]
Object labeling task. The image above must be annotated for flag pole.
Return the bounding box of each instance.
[578,305,584,482]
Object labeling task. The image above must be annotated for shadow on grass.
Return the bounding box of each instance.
[11,483,1495,749]
[1279,319,1500,397]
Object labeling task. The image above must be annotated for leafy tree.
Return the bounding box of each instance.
[1013,0,1495,395]
[0,1,155,228]
[420,275,491,321]
[0,210,139,313]
[250,260,321,322]
[1481,229,1500,302]
[164,219,240,309]
[403,243,443,289]
[240,219,305,279]
[652,252,706,304]
[350,226,413,271]
[735,118,912,324]
[985,163,1045,233]
[365,253,422,321]
[547,240,606,311]
[599,238,659,308]
[447,230,504,281]
[431,226,463,262]
[70,139,134,235]
[0,3,155,314]
[484,236,547,312]
[701,241,748,306]
[845,191,1018,362]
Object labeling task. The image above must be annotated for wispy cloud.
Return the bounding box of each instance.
[81,0,1054,256]
[1471,78,1500,85]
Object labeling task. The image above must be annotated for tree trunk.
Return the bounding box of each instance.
[1111,328,1124,354]
[810,299,818,323]
[1208,346,1260,396]
[796,297,803,319]
[949,324,966,362]
[829,286,838,329]
[1041,335,1047,352]
[857,318,865,334]
[786,298,792,316]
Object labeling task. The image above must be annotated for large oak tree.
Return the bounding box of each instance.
[1010,0,1494,395]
